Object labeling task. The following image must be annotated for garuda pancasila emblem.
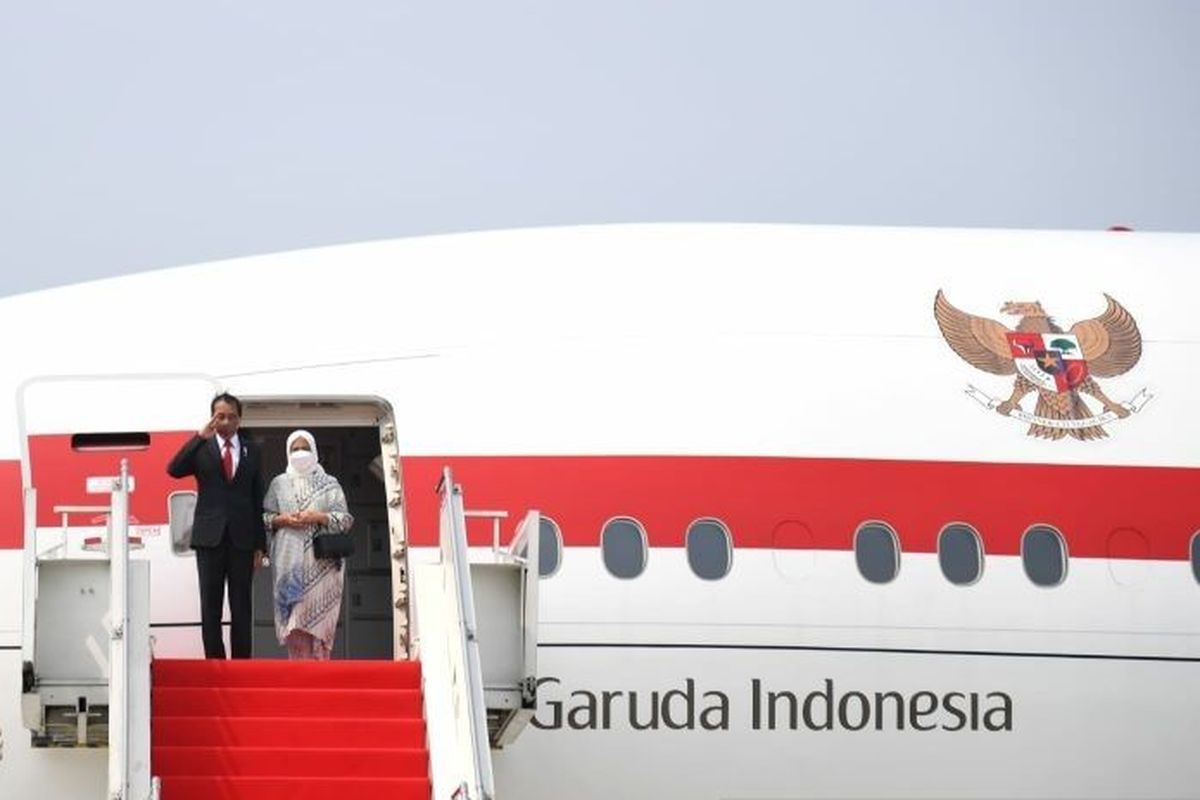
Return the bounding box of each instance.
[934,290,1149,440]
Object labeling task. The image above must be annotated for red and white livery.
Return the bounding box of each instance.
[0,223,1197,799]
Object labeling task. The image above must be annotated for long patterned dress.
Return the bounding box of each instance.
[262,469,354,653]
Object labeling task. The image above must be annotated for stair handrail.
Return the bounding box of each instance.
[436,467,495,800]
[107,460,132,800]
[505,510,540,709]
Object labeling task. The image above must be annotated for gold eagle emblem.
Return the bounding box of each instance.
[933,291,1146,440]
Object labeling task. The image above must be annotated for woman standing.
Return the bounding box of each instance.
[263,430,354,660]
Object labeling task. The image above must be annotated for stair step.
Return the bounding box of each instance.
[153,716,426,748]
[158,775,431,800]
[153,687,423,718]
[153,746,428,778]
[153,659,421,689]
[151,660,431,796]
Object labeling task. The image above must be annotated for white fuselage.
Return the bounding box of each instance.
[0,224,1197,798]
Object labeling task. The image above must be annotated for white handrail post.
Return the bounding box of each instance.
[107,459,131,800]
[19,488,37,666]
[440,468,495,800]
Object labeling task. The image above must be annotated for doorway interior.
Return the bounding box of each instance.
[240,399,401,660]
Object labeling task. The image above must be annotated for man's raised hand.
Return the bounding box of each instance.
[199,413,220,439]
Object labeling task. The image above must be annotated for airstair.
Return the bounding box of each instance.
[410,468,541,800]
[20,460,154,799]
[18,379,539,800]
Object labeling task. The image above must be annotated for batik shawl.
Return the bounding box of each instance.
[263,468,354,649]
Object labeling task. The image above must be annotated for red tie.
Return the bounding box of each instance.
[222,439,234,481]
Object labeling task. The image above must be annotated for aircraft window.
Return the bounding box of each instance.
[686,518,732,580]
[538,516,562,578]
[167,491,196,555]
[938,524,983,585]
[855,522,899,584]
[1022,525,1067,587]
[602,517,647,579]
[1192,532,1200,584]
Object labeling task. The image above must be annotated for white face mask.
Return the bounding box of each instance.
[289,449,317,473]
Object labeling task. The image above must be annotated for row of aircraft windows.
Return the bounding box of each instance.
[538,517,1200,587]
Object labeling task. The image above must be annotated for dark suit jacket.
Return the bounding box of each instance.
[167,433,266,551]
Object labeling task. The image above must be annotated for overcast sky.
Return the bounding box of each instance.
[1,2,1197,297]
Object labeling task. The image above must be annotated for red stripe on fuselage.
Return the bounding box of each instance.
[400,456,1199,559]
[0,460,21,548]
[26,432,197,530]
[2,437,1197,559]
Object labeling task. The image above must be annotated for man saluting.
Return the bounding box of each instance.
[167,392,266,659]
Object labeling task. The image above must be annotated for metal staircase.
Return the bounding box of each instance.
[21,460,154,799]
[412,467,542,800]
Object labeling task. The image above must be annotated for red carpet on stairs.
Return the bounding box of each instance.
[152,658,430,800]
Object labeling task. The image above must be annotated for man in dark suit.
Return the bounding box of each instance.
[167,392,266,659]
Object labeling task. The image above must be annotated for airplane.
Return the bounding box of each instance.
[0,223,1197,799]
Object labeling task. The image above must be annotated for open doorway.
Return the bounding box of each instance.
[240,399,404,660]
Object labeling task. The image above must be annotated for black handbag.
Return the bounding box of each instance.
[312,529,354,560]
